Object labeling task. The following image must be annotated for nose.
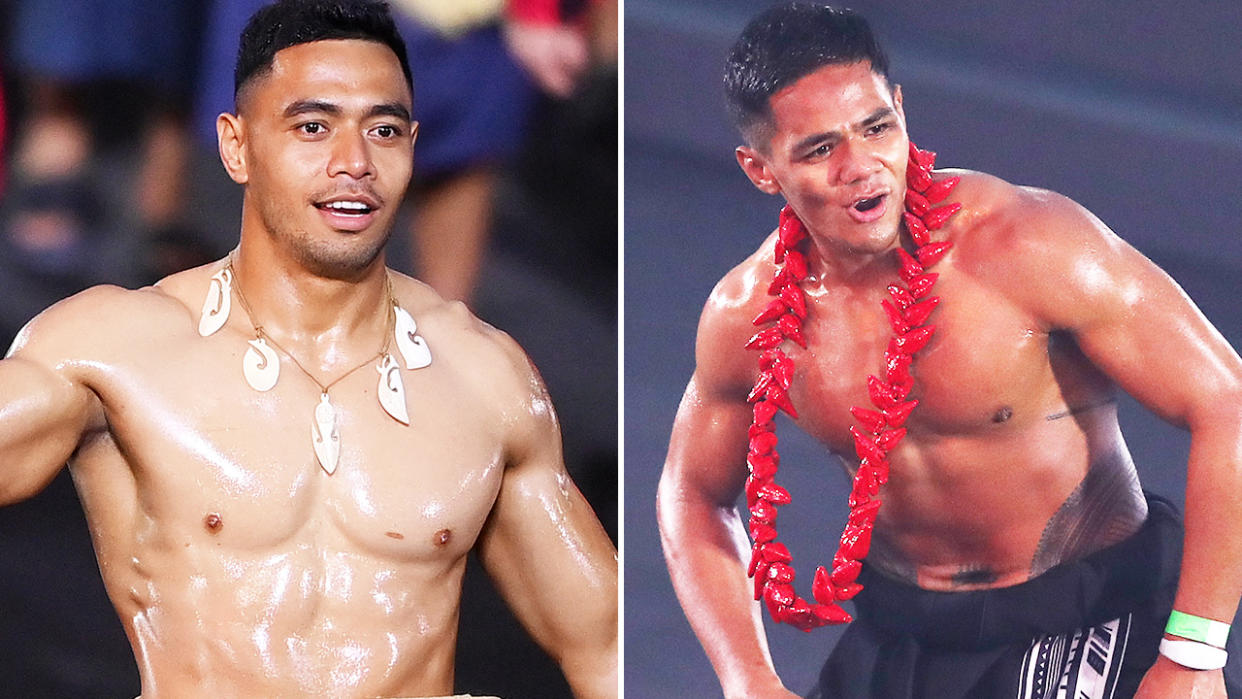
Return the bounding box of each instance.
[835,137,880,186]
[327,130,374,180]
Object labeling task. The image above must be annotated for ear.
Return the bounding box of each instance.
[216,113,249,185]
[735,145,781,196]
[892,84,905,123]
[409,120,420,150]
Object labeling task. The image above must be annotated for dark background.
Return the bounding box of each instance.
[625,1,1242,696]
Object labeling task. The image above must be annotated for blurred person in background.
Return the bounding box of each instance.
[197,0,616,307]
[0,1,205,345]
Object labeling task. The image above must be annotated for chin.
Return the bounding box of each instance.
[291,233,389,280]
[838,220,903,255]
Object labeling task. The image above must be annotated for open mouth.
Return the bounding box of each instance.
[853,195,884,213]
[315,200,375,216]
[313,195,381,232]
[845,192,888,223]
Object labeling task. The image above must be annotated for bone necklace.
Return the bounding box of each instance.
[744,141,961,630]
[197,259,432,474]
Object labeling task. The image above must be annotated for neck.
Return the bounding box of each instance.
[230,244,390,347]
[803,227,906,289]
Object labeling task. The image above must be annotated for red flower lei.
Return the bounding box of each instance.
[743,141,962,631]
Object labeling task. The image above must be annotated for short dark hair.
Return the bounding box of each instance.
[724,3,889,144]
[234,0,412,104]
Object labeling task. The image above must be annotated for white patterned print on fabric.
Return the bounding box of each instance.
[1017,615,1131,699]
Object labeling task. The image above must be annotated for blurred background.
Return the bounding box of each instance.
[625,1,1242,696]
[0,0,616,696]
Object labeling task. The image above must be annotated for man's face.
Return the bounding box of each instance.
[736,62,908,256]
[229,39,416,277]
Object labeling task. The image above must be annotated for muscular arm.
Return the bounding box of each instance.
[656,267,796,699]
[1002,189,1242,682]
[475,343,617,698]
[0,300,101,505]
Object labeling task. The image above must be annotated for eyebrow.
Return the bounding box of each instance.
[282,99,411,122]
[858,107,895,129]
[789,106,896,155]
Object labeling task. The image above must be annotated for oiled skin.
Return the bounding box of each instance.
[0,36,616,699]
[657,62,1242,699]
[2,267,616,698]
[684,173,1145,590]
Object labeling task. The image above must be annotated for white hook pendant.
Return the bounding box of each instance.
[376,353,410,425]
[243,338,280,391]
[312,394,340,475]
[198,268,233,337]
[393,305,432,370]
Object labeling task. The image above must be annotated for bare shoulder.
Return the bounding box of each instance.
[944,169,1144,326]
[7,279,193,369]
[695,231,779,398]
[388,271,549,421]
[945,168,1122,258]
[388,271,522,365]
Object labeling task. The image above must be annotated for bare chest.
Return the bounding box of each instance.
[74,337,504,559]
[784,275,1053,448]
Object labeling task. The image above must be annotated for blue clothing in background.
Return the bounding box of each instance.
[12,0,200,92]
[195,1,536,177]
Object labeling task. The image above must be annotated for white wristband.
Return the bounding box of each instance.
[1159,638,1229,670]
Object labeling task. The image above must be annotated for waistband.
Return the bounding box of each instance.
[853,493,1182,650]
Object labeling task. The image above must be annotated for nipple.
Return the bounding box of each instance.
[204,513,223,532]
[992,406,1013,424]
[433,529,452,547]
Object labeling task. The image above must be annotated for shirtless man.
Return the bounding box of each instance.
[0,2,617,697]
[657,5,1242,698]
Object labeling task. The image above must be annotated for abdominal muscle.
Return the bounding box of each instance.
[112,530,467,698]
[860,402,1149,592]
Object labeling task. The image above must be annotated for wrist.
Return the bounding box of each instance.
[722,672,786,699]
[1159,638,1229,671]
[1166,609,1231,647]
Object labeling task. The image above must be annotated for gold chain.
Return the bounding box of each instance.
[227,257,395,395]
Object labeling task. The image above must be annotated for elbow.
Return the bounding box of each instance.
[551,582,618,698]
[561,633,619,699]
[1183,387,1242,469]
[655,468,673,531]
[655,465,693,545]
[1186,386,1242,433]
[656,467,689,562]
[0,458,65,507]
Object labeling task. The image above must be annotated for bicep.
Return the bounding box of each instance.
[1021,198,1242,424]
[1071,254,1242,426]
[474,358,617,663]
[476,448,617,638]
[661,372,753,510]
[0,355,96,504]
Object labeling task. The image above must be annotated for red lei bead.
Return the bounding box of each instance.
[743,141,962,630]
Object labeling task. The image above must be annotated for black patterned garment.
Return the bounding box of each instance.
[811,496,1242,699]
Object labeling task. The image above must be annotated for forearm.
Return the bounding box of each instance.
[557,546,619,699]
[657,477,786,698]
[1173,401,1242,625]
